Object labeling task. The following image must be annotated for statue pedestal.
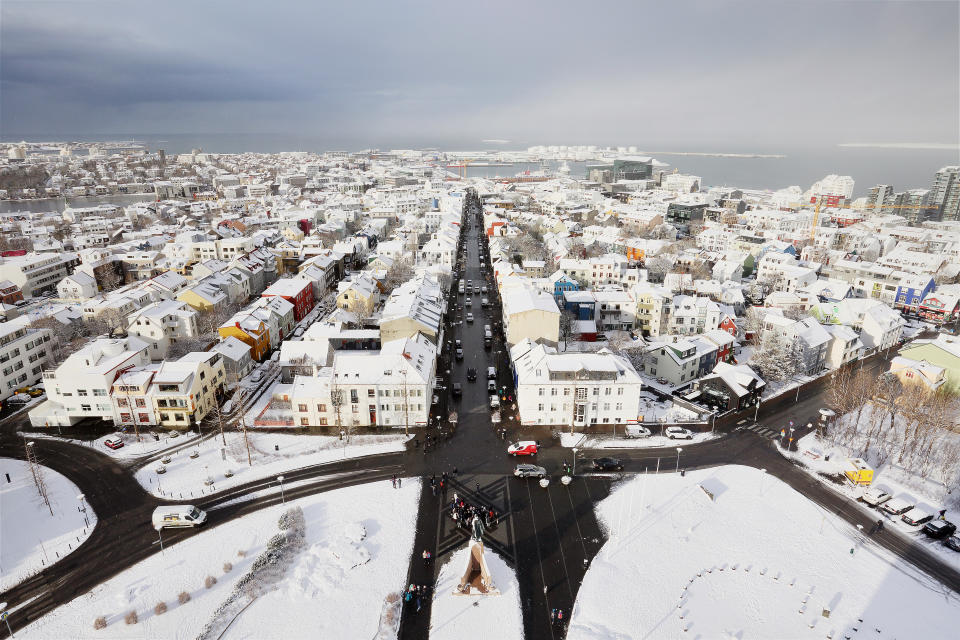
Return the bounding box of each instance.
[454,541,500,596]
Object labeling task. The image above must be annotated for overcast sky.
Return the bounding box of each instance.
[2,0,958,148]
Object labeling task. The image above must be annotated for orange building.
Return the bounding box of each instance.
[218,316,271,361]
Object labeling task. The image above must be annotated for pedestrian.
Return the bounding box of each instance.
[442,471,448,482]
[550,607,556,621]
[391,475,397,489]
[398,477,402,488]
[453,466,458,476]
[940,509,948,520]
[476,481,480,493]
[432,483,437,496]
[877,518,884,531]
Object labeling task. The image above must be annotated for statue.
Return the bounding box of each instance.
[455,516,499,596]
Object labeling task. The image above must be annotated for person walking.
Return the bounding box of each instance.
[391,475,397,489]
[397,477,401,488]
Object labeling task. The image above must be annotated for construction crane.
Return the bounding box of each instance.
[780,201,939,244]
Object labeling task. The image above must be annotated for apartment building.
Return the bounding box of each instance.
[0,252,73,298]
[0,316,53,401]
[126,300,200,360]
[510,338,643,429]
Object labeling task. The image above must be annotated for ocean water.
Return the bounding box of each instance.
[3,132,957,196]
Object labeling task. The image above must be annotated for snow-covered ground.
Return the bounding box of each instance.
[568,465,960,640]
[784,431,960,573]
[24,430,200,462]
[1,457,97,591]
[561,429,715,451]
[428,545,522,640]
[20,480,420,640]
[134,431,410,498]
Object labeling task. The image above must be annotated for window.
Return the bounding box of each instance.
[591,403,597,411]
[319,417,328,426]
[120,413,131,422]
[538,403,544,411]
[78,389,88,397]
[175,413,185,421]
[301,418,309,426]
[564,388,571,396]
[138,413,150,422]
[298,404,307,412]
[617,387,624,396]
[368,389,375,397]
[117,397,129,406]
[616,403,622,410]
[350,390,358,403]
[604,388,611,395]
[538,388,545,396]
[592,388,599,396]
[81,404,91,412]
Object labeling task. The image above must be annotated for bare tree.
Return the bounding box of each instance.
[383,257,415,292]
[559,312,574,351]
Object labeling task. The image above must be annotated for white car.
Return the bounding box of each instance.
[466,313,474,323]
[665,426,694,440]
[860,486,893,508]
[490,394,501,409]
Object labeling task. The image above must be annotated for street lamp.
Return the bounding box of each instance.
[675,447,683,473]
[789,427,796,451]
[77,494,88,528]
[277,475,285,503]
[758,468,766,496]
[572,448,578,476]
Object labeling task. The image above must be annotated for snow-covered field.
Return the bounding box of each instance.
[565,431,717,451]
[24,430,201,462]
[21,480,420,640]
[428,545,522,640]
[134,431,411,499]
[1,457,97,591]
[568,465,960,640]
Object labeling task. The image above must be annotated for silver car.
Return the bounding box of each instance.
[514,464,547,479]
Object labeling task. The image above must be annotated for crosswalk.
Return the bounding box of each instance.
[742,423,782,439]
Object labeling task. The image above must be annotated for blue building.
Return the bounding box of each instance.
[551,273,580,304]
[562,290,596,320]
[895,274,935,313]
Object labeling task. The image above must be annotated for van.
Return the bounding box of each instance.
[624,425,652,439]
[153,505,207,530]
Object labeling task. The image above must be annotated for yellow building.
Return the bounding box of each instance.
[218,315,271,361]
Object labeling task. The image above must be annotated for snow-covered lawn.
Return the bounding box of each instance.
[428,545,522,640]
[21,430,200,462]
[784,431,960,573]
[568,465,960,640]
[20,480,420,640]
[1,457,97,592]
[572,431,718,451]
[134,431,411,499]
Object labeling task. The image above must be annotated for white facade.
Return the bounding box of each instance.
[0,316,53,401]
[511,339,643,429]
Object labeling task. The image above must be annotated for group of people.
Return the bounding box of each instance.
[550,608,566,627]
[404,583,432,613]
[449,493,498,531]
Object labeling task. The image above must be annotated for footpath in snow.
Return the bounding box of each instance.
[428,545,522,640]
[568,465,960,640]
[134,431,410,499]
[1,457,97,592]
[20,480,421,640]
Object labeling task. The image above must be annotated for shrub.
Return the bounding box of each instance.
[205,575,217,589]
[154,602,167,615]
[223,562,233,573]
[178,591,191,604]
[93,616,107,630]
[124,611,138,625]
[237,549,247,558]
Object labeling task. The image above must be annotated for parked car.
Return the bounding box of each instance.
[490,394,501,409]
[860,487,893,508]
[514,463,547,478]
[592,457,624,471]
[465,298,472,307]
[665,426,694,440]
[466,313,474,323]
[656,377,668,385]
[507,441,539,456]
[250,370,264,383]
[481,286,488,294]
[881,497,915,516]
[901,508,935,527]
[922,520,956,539]
[487,367,496,380]
[152,505,207,530]
[487,380,497,392]
[481,297,490,308]
[624,425,652,439]
[455,339,462,348]
[456,348,464,360]
[467,368,477,381]
[491,410,501,424]
[945,535,960,552]
[452,383,462,397]
[104,437,124,450]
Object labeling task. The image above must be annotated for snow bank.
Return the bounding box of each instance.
[21,480,420,640]
[428,545,522,640]
[568,465,960,640]
[134,431,410,499]
[1,457,97,591]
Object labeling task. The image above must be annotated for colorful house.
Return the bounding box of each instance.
[218,315,271,361]
[261,277,315,322]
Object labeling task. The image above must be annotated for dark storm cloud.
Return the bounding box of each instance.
[1,0,957,146]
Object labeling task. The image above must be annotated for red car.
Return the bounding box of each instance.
[104,437,124,450]
[507,441,539,456]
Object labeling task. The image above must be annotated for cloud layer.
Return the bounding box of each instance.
[2,0,958,148]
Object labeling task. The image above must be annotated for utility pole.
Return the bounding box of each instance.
[25,441,53,516]
[400,369,410,437]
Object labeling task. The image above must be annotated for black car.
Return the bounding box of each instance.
[946,535,960,552]
[922,520,956,539]
[452,383,462,396]
[456,348,464,360]
[592,457,624,471]
[466,368,477,381]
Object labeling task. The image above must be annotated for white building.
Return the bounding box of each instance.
[29,336,152,427]
[56,272,99,301]
[0,316,53,401]
[501,283,561,347]
[126,300,200,360]
[511,339,644,429]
